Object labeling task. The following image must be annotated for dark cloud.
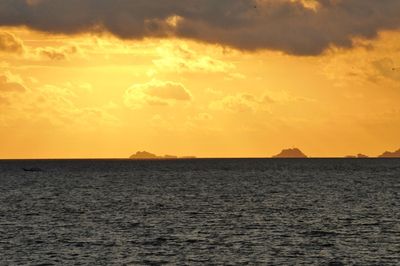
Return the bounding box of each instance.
[39,49,67,61]
[38,45,78,61]
[1,0,400,55]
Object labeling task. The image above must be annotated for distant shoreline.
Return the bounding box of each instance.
[1,157,400,161]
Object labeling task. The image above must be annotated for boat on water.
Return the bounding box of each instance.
[23,168,43,172]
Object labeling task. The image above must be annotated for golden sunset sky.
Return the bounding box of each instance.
[0,0,399,158]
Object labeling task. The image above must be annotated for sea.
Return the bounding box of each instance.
[0,159,399,265]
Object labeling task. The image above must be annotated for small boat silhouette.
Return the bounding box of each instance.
[23,167,43,172]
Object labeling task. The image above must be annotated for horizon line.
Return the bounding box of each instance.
[0,157,398,160]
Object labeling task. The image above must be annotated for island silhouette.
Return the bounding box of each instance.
[378,148,400,158]
[128,148,400,159]
[129,151,195,160]
[272,148,307,158]
[345,154,369,158]
[345,148,400,158]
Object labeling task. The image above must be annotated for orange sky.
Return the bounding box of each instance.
[1,7,400,158]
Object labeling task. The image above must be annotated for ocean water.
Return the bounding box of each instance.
[0,159,399,265]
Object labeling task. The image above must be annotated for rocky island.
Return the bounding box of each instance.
[378,148,400,158]
[129,151,195,160]
[272,148,307,158]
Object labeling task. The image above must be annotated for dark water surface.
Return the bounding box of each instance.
[0,159,399,265]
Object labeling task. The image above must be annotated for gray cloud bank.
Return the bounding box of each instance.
[1,0,400,55]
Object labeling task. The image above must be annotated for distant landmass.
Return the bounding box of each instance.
[129,148,400,159]
[345,154,369,158]
[272,148,400,158]
[273,148,307,158]
[129,151,195,160]
[378,148,400,158]
[130,151,158,159]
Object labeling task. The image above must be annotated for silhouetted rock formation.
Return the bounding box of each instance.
[378,148,400,158]
[273,148,307,158]
[129,151,194,160]
[346,154,369,158]
[130,151,158,159]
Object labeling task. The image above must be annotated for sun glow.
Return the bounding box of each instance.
[1,26,400,158]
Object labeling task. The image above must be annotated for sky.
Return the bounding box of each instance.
[0,0,399,158]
